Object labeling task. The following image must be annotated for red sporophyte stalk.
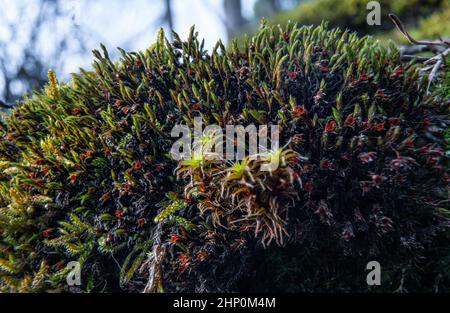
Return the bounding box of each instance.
[391,158,406,170]
[303,164,314,173]
[404,140,414,149]
[388,117,401,126]
[71,107,81,115]
[170,234,181,244]
[137,218,146,226]
[313,90,324,104]
[290,157,300,165]
[422,118,432,127]
[132,161,142,170]
[196,251,208,262]
[359,73,369,81]
[292,133,305,144]
[87,187,94,194]
[430,147,444,156]
[185,195,193,204]
[341,153,351,161]
[358,152,377,164]
[123,181,134,192]
[341,227,354,241]
[69,173,78,183]
[444,173,450,184]
[104,148,111,156]
[178,254,190,273]
[106,233,114,244]
[371,175,385,187]
[392,67,404,79]
[288,71,298,80]
[420,146,431,155]
[122,106,130,114]
[85,150,93,158]
[42,229,53,238]
[239,66,249,77]
[320,64,329,74]
[304,181,314,193]
[344,114,356,127]
[324,120,337,133]
[100,192,111,203]
[114,100,122,108]
[320,159,335,170]
[35,158,44,165]
[378,217,393,233]
[354,209,365,222]
[427,155,440,166]
[55,261,65,270]
[392,174,406,184]
[375,90,386,98]
[115,210,124,218]
[373,123,385,132]
[390,157,414,170]
[314,203,333,225]
[292,106,306,117]
[362,121,372,130]
[360,181,372,194]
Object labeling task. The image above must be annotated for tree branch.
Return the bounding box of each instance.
[0,100,14,109]
[389,14,450,48]
[389,13,449,95]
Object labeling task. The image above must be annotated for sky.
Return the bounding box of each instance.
[75,0,258,53]
[0,0,258,93]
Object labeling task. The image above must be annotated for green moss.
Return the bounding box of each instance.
[0,22,448,292]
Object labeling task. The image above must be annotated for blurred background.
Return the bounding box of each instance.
[0,0,448,104]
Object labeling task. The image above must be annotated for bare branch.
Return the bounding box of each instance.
[0,100,14,109]
[389,14,450,48]
[389,13,449,94]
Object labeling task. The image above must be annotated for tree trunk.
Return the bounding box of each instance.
[223,0,247,40]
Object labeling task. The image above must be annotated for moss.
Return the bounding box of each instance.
[0,22,449,292]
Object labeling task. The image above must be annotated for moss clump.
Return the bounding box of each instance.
[0,22,449,292]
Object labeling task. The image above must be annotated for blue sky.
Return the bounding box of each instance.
[0,0,258,93]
